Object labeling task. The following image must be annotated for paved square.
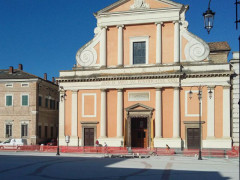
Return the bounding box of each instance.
[0,152,238,180]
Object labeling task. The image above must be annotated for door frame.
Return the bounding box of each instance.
[80,121,98,146]
[183,121,205,149]
[125,103,153,148]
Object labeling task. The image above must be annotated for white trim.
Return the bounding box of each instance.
[128,92,150,101]
[21,83,29,87]
[185,90,202,117]
[5,83,13,88]
[21,94,29,107]
[82,93,97,117]
[5,94,13,107]
[130,36,149,65]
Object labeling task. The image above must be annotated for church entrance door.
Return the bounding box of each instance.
[131,118,148,148]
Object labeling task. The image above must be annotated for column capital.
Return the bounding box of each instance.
[100,88,107,92]
[173,20,179,24]
[72,90,79,93]
[117,88,123,92]
[117,24,124,28]
[207,86,215,90]
[156,87,163,91]
[155,22,163,25]
[173,87,180,90]
[100,26,108,30]
[223,85,231,89]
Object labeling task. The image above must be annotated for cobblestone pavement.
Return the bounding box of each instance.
[0,152,238,180]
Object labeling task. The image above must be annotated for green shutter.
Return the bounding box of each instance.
[22,95,28,106]
[6,96,12,106]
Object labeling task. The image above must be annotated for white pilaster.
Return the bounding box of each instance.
[156,22,163,64]
[223,86,231,138]
[59,91,65,145]
[117,89,123,137]
[173,21,180,63]
[173,87,180,138]
[155,88,162,138]
[100,26,107,67]
[117,25,124,66]
[207,87,215,138]
[100,89,107,138]
[70,90,78,146]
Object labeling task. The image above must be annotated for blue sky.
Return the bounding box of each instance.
[0,0,238,79]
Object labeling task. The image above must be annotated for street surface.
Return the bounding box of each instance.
[0,152,238,180]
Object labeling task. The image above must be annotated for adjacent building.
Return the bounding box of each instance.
[57,0,239,149]
[0,64,59,145]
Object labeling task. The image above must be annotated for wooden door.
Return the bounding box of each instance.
[84,128,94,146]
[187,128,200,149]
[131,118,148,148]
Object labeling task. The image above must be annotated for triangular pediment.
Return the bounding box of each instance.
[96,0,183,15]
[125,103,154,112]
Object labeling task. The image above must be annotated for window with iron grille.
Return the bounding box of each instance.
[6,124,12,138]
[21,124,28,137]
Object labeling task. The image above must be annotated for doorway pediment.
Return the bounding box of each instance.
[125,103,154,112]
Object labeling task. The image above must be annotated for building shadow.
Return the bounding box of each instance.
[0,155,233,180]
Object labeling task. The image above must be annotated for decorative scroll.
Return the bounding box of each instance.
[181,20,210,62]
[78,49,97,66]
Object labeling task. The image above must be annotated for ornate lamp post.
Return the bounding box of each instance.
[189,87,213,160]
[203,0,215,34]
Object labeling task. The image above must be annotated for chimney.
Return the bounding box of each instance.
[52,77,55,83]
[44,73,47,80]
[9,66,13,74]
[18,64,23,70]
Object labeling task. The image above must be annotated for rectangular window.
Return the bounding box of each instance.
[21,83,29,87]
[56,101,59,110]
[38,126,42,138]
[22,95,29,106]
[133,41,146,64]
[39,96,42,106]
[6,124,12,138]
[51,127,54,138]
[50,100,55,110]
[21,124,28,137]
[45,98,48,108]
[5,83,13,88]
[45,126,48,138]
[6,95,13,106]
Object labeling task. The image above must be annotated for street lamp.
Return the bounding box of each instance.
[203,0,215,34]
[189,86,212,160]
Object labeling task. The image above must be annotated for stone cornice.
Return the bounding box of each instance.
[57,71,232,83]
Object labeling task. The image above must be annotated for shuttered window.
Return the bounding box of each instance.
[22,95,28,106]
[6,95,13,106]
[133,41,146,64]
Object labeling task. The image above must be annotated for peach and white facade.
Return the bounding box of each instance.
[57,0,236,149]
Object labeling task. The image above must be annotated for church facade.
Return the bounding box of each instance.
[57,0,236,149]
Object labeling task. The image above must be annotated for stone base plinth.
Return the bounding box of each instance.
[154,138,182,148]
